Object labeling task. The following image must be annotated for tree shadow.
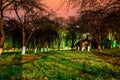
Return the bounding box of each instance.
[80,63,120,79]
[0,52,23,79]
[92,51,120,66]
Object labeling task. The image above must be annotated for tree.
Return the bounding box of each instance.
[65,16,79,49]
[53,17,67,50]
[12,0,46,54]
[0,0,14,54]
[3,19,22,51]
[31,16,59,53]
[0,0,46,54]
[65,0,120,51]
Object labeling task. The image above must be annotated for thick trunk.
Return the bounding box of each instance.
[98,45,102,52]
[0,19,5,55]
[88,45,91,52]
[96,38,102,52]
[22,46,26,55]
[41,48,43,52]
[12,47,15,52]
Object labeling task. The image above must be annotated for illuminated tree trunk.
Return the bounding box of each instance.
[22,27,34,55]
[22,46,26,55]
[0,1,5,54]
[0,19,5,55]
[22,28,26,55]
[15,8,34,55]
[34,47,37,53]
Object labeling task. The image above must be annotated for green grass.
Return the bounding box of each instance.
[0,49,120,80]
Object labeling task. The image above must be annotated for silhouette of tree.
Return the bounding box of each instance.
[65,0,120,51]
[65,16,79,49]
[3,19,22,51]
[31,16,59,52]
[11,0,47,54]
[0,0,46,54]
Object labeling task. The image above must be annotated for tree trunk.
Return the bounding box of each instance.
[34,37,38,53]
[98,25,102,52]
[58,38,61,50]
[34,47,37,53]
[0,19,5,55]
[22,45,26,55]
[22,27,26,55]
[0,47,3,55]
[22,28,34,54]
[118,42,120,48]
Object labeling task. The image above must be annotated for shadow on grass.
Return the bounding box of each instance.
[0,52,21,58]
[37,52,120,80]
[79,63,120,79]
[36,50,61,58]
[92,51,120,66]
[0,52,23,80]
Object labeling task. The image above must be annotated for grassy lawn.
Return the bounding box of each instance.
[0,49,120,80]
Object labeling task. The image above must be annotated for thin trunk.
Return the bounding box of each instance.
[22,27,26,55]
[71,34,75,49]
[24,31,34,54]
[12,35,15,52]
[22,27,33,54]
[34,37,40,53]
[14,2,33,54]
[98,25,102,52]
[14,7,26,54]
[118,43,120,48]
[25,31,34,46]
[57,35,61,50]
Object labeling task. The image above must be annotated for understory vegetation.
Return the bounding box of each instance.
[0,48,120,80]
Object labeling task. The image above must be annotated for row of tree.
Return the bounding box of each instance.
[0,0,58,54]
[65,0,120,51]
[0,0,120,54]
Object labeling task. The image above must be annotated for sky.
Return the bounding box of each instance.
[42,0,78,19]
[5,0,78,19]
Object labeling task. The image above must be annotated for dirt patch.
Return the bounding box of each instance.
[21,54,39,63]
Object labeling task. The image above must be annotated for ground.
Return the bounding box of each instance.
[0,48,120,80]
